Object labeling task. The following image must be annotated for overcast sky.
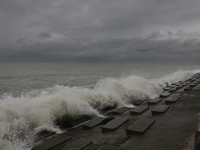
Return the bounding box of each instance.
[0,0,200,63]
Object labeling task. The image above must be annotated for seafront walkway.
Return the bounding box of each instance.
[32,73,200,150]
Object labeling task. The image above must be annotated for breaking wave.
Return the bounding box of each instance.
[0,70,195,150]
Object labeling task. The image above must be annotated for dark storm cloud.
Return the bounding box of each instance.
[0,0,200,63]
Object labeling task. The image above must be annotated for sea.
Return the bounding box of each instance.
[0,63,200,150]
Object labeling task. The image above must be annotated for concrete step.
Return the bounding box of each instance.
[101,117,129,132]
[130,106,149,115]
[165,96,180,104]
[151,105,171,115]
[111,107,131,114]
[190,83,197,87]
[169,88,177,93]
[184,86,193,91]
[35,131,55,142]
[160,91,171,98]
[31,133,71,150]
[132,100,146,105]
[97,144,122,150]
[163,87,170,91]
[126,118,156,134]
[61,138,92,150]
[82,117,104,129]
[148,98,162,105]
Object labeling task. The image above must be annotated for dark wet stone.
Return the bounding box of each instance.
[170,85,176,88]
[101,117,129,132]
[82,117,105,129]
[148,98,162,105]
[184,86,193,91]
[101,116,115,125]
[160,91,171,98]
[176,85,183,89]
[165,96,180,104]
[132,100,146,105]
[111,107,131,114]
[169,88,177,93]
[181,83,187,86]
[151,105,171,115]
[127,118,156,134]
[101,104,117,113]
[163,87,170,91]
[190,83,197,87]
[130,106,149,115]
[35,131,55,142]
[186,82,191,84]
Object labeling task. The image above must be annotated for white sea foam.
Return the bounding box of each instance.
[0,70,195,150]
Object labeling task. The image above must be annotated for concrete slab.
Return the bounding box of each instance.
[176,85,183,89]
[61,139,92,150]
[181,83,187,86]
[101,117,129,132]
[32,133,71,150]
[184,86,193,91]
[101,116,115,124]
[165,96,180,104]
[126,118,156,134]
[151,105,171,115]
[175,83,180,86]
[190,83,197,87]
[169,88,177,93]
[170,85,176,88]
[163,87,170,91]
[35,131,55,142]
[130,106,149,115]
[148,98,162,105]
[160,91,171,98]
[132,100,146,105]
[111,107,131,114]
[97,144,122,150]
[186,81,191,84]
[82,117,104,129]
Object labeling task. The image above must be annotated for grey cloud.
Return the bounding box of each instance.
[0,30,199,64]
[1,0,200,64]
[38,32,51,38]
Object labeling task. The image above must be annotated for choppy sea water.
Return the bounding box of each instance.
[0,63,200,150]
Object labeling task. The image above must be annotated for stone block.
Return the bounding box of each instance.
[160,91,171,98]
[151,105,171,115]
[82,117,104,129]
[184,86,193,91]
[165,96,180,104]
[111,107,131,114]
[132,100,146,105]
[126,118,155,134]
[101,117,129,132]
[130,106,149,115]
[148,98,162,105]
